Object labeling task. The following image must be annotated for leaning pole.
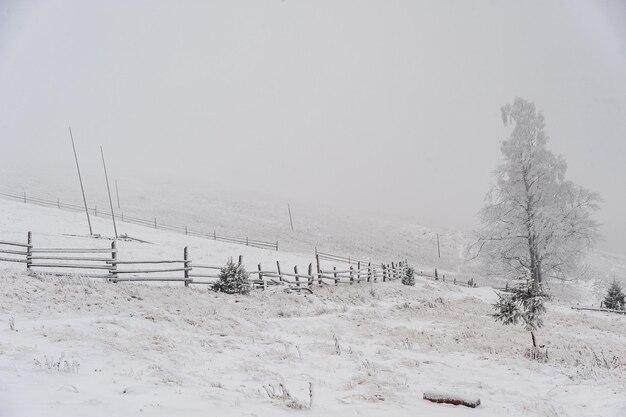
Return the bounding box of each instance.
[69,127,93,235]
[100,146,118,239]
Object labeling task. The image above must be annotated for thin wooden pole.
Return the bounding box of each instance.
[100,146,118,239]
[69,127,93,235]
[115,180,121,209]
[287,203,294,231]
[437,233,441,259]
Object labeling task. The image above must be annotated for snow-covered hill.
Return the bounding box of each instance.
[0,195,625,417]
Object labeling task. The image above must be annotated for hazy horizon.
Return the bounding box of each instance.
[1,0,625,254]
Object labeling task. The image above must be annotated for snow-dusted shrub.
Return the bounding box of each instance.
[492,280,550,350]
[213,259,250,295]
[523,346,549,363]
[402,267,415,286]
[603,280,625,310]
[262,382,311,409]
[34,353,80,373]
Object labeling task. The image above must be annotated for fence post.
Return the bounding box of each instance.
[95,206,97,216]
[276,241,279,251]
[435,268,438,280]
[276,260,282,282]
[57,198,60,208]
[258,263,265,290]
[246,237,249,246]
[367,262,372,282]
[333,266,338,285]
[23,192,26,203]
[213,230,217,240]
[357,261,361,283]
[308,263,313,288]
[294,265,300,287]
[316,253,322,285]
[110,240,117,282]
[121,213,124,222]
[382,264,386,282]
[184,246,190,287]
[185,226,188,236]
[238,255,243,265]
[154,218,157,229]
[349,265,354,285]
[26,231,32,271]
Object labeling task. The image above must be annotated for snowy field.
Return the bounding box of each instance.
[1,198,625,417]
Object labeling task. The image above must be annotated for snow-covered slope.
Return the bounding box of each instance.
[0,194,625,417]
[1,269,625,416]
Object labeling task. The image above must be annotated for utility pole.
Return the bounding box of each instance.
[115,180,120,209]
[100,146,118,238]
[437,233,441,259]
[69,127,93,235]
[287,203,294,231]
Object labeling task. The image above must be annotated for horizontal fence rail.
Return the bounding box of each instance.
[0,191,278,251]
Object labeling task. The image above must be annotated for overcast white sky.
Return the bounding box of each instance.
[1,0,625,253]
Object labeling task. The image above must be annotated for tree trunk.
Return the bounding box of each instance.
[531,331,537,348]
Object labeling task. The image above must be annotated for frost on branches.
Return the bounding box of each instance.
[402,266,415,286]
[472,97,601,286]
[213,259,251,295]
[603,280,625,310]
[492,280,550,348]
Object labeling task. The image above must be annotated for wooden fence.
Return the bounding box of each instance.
[571,306,626,315]
[0,191,278,251]
[1,232,409,290]
[315,248,477,288]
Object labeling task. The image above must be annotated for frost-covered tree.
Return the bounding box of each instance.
[472,97,601,287]
[213,259,250,295]
[603,280,625,310]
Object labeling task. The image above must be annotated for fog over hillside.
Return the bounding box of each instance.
[1,0,626,255]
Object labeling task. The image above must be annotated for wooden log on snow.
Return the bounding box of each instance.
[423,391,480,408]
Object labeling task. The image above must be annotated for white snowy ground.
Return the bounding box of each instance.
[1,199,625,417]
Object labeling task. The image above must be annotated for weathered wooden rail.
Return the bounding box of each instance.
[571,306,626,315]
[315,248,477,288]
[0,232,410,291]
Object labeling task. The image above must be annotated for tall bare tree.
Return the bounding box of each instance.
[473,97,601,287]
